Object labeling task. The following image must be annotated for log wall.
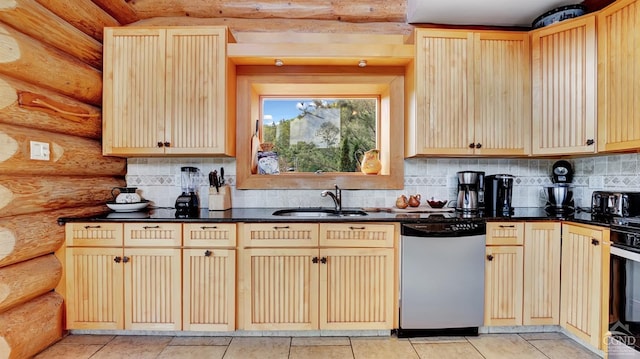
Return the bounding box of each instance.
[0,1,123,357]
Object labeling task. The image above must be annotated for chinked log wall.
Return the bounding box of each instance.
[0,0,125,358]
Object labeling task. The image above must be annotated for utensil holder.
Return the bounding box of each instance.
[208,185,231,211]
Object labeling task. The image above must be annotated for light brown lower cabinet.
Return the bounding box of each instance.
[523,222,561,325]
[484,221,561,326]
[239,222,397,331]
[65,222,183,331]
[182,223,236,332]
[65,246,182,330]
[560,222,610,350]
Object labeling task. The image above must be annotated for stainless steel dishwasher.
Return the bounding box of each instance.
[398,219,486,337]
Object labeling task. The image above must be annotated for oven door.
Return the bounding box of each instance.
[609,242,640,358]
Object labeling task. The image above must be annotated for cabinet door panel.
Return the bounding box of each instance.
[474,32,530,156]
[598,0,640,151]
[165,28,229,154]
[65,247,124,330]
[484,246,523,326]
[560,224,603,348]
[242,248,318,330]
[414,30,474,155]
[103,28,166,155]
[240,223,319,247]
[183,223,236,247]
[532,16,597,155]
[486,222,525,246]
[124,248,182,331]
[320,248,395,330]
[183,248,235,331]
[65,222,123,247]
[124,223,182,247]
[523,222,561,325]
[319,223,395,248]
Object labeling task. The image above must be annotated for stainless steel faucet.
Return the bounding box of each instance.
[321,184,342,211]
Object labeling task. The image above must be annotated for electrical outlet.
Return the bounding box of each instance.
[30,141,50,161]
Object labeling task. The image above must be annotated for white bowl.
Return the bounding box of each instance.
[106,200,150,212]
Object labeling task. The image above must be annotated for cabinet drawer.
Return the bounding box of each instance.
[124,223,182,247]
[183,223,236,247]
[319,223,396,248]
[486,222,524,245]
[65,222,123,247]
[240,223,319,247]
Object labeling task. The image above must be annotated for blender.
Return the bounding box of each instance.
[175,166,200,215]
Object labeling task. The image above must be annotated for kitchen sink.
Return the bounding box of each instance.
[272,208,368,217]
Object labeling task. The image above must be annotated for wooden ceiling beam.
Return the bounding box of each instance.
[129,0,406,23]
[91,0,138,25]
[133,17,414,35]
[34,0,118,41]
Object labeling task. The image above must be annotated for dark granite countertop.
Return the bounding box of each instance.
[58,206,607,227]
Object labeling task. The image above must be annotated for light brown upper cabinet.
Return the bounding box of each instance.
[406,29,531,157]
[531,15,597,155]
[102,27,236,156]
[597,0,640,152]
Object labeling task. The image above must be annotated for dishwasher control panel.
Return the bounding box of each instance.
[402,221,486,237]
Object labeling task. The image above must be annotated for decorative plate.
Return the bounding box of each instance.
[532,5,586,29]
[106,200,150,212]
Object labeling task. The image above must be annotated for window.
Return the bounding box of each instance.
[235,66,405,190]
[261,97,378,173]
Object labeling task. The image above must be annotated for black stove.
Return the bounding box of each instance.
[609,216,640,253]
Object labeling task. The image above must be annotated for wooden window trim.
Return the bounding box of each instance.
[235,66,405,190]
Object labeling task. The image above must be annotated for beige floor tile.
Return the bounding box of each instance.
[158,345,227,359]
[412,342,484,359]
[466,334,547,359]
[223,337,291,359]
[529,339,601,359]
[351,337,419,359]
[292,336,351,346]
[170,336,232,346]
[34,344,103,359]
[519,332,568,340]
[289,345,354,359]
[57,334,116,345]
[90,335,173,359]
[409,336,468,344]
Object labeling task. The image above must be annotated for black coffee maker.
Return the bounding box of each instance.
[485,174,515,217]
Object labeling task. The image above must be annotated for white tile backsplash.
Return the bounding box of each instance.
[126,153,640,210]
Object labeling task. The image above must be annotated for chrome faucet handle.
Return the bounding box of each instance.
[321,184,342,211]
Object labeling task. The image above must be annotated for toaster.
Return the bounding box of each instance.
[591,191,640,217]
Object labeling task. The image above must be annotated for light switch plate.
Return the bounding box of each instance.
[30,141,50,161]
